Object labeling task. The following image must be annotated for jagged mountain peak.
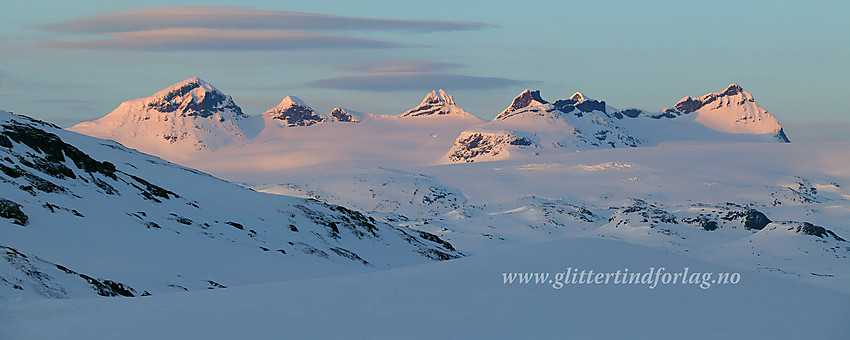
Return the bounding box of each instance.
[570,92,588,102]
[143,77,244,119]
[330,107,361,123]
[494,89,549,120]
[263,96,324,127]
[512,89,548,107]
[422,89,455,106]
[667,83,755,114]
[401,89,474,118]
[151,76,211,97]
[659,84,787,141]
[68,77,249,152]
[721,83,744,96]
[274,96,309,109]
[553,91,606,115]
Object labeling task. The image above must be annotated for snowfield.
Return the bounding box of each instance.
[3,237,848,339]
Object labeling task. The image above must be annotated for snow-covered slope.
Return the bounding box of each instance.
[252,139,850,294]
[613,84,790,143]
[262,96,325,127]
[69,77,258,155]
[665,84,788,139]
[3,236,848,339]
[400,89,480,120]
[0,110,458,300]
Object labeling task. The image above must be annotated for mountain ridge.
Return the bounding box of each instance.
[69,79,791,164]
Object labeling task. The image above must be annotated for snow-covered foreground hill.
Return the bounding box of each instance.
[0,110,458,300]
[3,236,848,339]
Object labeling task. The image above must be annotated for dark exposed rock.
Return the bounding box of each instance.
[554,99,578,107]
[2,246,67,298]
[791,222,846,241]
[416,230,456,251]
[169,213,193,225]
[682,217,718,231]
[54,262,137,297]
[145,78,244,119]
[508,90,547,111]
[448,132,537,163]
[293,242,329,258]
[720,83,744,96]
[666,96,704,114]
[509,137,534,146]
[555,103,575,114]
[0,197,28,226]
[616,108,643,119]
[664,84,750,115]
[418,248,460,261]
[496,90,548,120]
[575,99,607,113]
[330,108,359,122]
[126,173,179,202]
[774,128,791,143]
[225,221,244,230]
[649,112,680,119]
[329,247,369,265]
[743,209,771,230]
[2,121,117,179]
[206,280,227,289]
[265,100,324,127]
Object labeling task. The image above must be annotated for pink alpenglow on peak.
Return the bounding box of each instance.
[569,92,588,102]
[401,89,479,119]
[69,77,251,154]
[494,89,549,120]
[663,84,789,142]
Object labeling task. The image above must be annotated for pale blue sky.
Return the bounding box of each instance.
[1,1,848,127]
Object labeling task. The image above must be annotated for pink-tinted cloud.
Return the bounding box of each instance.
[337,60,463,73]
[43,28,397,51]
[42,7,492,34]
[308,72,523,91]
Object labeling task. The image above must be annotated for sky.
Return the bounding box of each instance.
[1,1,848,128]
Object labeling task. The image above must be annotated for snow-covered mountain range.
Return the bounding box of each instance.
[445,84,789,162]
[7,78,849,337]
[69,78,789,165]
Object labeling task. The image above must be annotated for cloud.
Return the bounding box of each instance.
[42,7,492,34]
[43,28,398,51]
[308,72,524,91]
[337,60,463,73]
[35,98,99,104]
